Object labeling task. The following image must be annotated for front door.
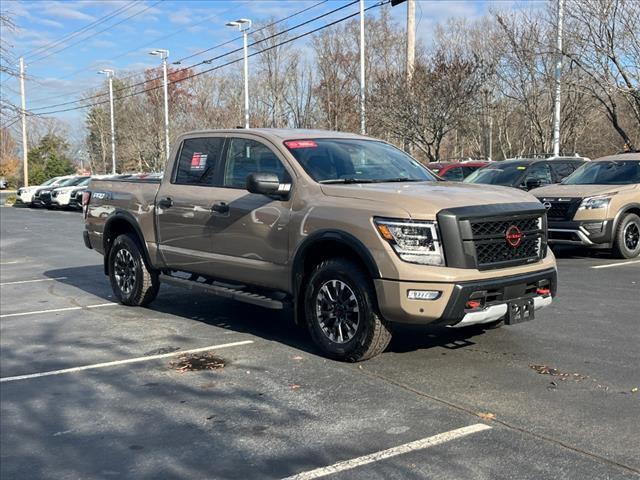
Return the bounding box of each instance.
[208,136,294,290]
[156,135,226,274]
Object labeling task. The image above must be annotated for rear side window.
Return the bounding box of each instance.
[174,137,225,186]
[223,138,290,188]
[462,166,480,178]
[550,162,575,182]
[441,167,464,181]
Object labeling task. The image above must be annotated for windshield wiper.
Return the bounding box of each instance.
[319,178,375,184]
[373,177,424,183]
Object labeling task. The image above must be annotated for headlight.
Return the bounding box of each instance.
[374,218,444,265]
[579,196,611,210]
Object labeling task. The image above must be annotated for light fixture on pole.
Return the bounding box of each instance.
[150,49,170,161]
[226,18,252,129]
[98,69,116,174]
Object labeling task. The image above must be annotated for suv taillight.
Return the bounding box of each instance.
[82,191,91,218]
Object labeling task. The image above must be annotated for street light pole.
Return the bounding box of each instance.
[359,0,366,135]
[226,18,252,129]
[19,57,28,187]
[150,49,170,161]
[99,69,116,174]
[552,0,564,157]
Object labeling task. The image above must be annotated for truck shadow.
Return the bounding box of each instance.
[550,245,613,259]
[43,265,488,357]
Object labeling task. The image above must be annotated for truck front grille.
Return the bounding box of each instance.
[542,198,580,221]
[469,215,544,269]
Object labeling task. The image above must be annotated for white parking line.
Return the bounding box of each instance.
[281,423,492,480]
[0,340,254,383]
[0,302,117,318]
[0,261,21,265]
[0,276,67,286]
[591,260,640,269]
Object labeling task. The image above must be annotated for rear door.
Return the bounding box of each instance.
[207,135,294,290]
[155,134,226,273]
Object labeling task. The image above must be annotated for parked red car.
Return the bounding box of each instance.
[427,161,489,181]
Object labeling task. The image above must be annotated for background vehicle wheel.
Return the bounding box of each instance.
[304,258,392,362]
[612,213,640,259]
[108,234,159,306]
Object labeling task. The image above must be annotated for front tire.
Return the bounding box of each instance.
[108,234,159,306]
[304,258,392,362]
[612,213,640,259]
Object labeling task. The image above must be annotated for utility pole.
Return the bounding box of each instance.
[19,57,28,187]
[99,69,116,174]
[150,49,170,161]
[226,19,252,129]
[359,0,366,135]
[406,0,415,84]
[552,0,564,157]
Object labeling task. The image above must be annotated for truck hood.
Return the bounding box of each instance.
[533,183,638,199]
[320,181,538,217]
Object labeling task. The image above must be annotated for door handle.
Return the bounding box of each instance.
[158,197,173,208]
[211,201,229,214]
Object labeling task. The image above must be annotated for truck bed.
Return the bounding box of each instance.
[85,178,161,256]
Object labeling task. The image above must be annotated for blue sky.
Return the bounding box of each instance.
[1,0,519,127]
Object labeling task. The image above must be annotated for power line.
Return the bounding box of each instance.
[32,0,389,117]
[29,0,358,112]
[19,1,139,58]
[28,1,164,64]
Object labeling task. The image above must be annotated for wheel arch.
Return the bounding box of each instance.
[103,211,152,275]
[612,203,640,235]
[290,230,381,324]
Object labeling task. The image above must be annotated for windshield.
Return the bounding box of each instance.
[463,164,526,186]
[284,139,436,183]
[41,177,59,186]
[562,161,640,185]
[57,176,87,187]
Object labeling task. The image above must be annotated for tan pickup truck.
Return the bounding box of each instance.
[83,129,557,361]
[534,152,640,258]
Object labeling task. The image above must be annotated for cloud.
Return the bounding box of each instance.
[168,9,194,26]
[90,39,117,49]
[42,4,97,21]
[34,18,65,29]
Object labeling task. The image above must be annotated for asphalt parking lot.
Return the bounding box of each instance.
[1,206,638,480]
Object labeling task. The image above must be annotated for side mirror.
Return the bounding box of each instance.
[246,172,284,196]
[525,178,542,190]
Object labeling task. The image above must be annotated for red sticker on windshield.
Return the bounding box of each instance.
[285,140,317,149]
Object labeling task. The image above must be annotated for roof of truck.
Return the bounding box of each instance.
[182,128,368,141]
[594,152,640,161]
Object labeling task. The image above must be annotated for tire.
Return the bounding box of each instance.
[304,258,392,362]
[108,234,159,306]
[612,213,640,259]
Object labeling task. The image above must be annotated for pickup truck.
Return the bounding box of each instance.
[83,129,557,361]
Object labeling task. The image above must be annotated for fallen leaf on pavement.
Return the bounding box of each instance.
[477,412,496,421]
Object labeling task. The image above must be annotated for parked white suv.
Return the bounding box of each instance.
[51,176,92,208]
[16,176,73,206]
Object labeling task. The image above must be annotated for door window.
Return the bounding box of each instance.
[223,138,290,188]
[550,162,574,182]
[523,163,552,186]
[174,137,225,186]
[440,167,464,181]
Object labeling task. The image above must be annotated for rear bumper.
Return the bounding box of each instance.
[375,267,557,326]
[548,220,613,247]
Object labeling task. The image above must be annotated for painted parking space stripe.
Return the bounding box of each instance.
[591,260,640,269]
[281,423,492,480]
[0,340,254,383]
[0,276,67,286]
[0,302,117,319]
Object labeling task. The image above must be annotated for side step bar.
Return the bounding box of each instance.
[159,274,287,310]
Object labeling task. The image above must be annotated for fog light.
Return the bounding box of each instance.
[536,287,550,296]
[407,290,441,300]
[465,300,482,310]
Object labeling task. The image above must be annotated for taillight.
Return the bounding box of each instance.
[536,287,551,296]
[82,191,91,218]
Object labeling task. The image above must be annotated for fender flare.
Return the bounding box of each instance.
[611,203,640,238]
[103,210,153,275]
[290,229,381,297]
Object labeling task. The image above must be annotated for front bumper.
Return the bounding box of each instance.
[548,220,613,247]
[374,267,557,326]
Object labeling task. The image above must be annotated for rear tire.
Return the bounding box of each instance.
[612,213,640,259]
[304,258,392,362]
[108,234,159,306]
